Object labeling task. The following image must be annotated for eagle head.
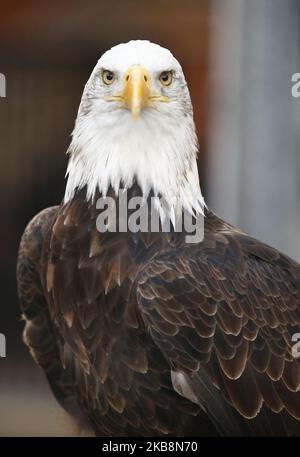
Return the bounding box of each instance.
[65,40,204,218]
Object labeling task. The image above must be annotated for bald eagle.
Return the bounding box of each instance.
[17,41,300,436]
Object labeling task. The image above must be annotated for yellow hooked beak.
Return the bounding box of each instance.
[105,65,169,120]
[123,65,150,120]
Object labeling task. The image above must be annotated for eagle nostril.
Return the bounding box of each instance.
[144,75,148,82]
[126,75,130,81]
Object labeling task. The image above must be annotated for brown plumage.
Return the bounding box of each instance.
[17,186,300,436]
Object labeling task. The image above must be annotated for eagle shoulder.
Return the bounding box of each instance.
[136,213,300,435]
[17,206,83,419]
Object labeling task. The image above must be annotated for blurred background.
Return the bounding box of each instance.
[0,0,300,436]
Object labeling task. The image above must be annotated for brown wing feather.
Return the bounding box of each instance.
[16,206,83,419]
[137,218,300,435]
[42,197,216,437]
[18,197,300,436]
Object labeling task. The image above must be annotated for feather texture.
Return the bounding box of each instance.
[17,191,300,436]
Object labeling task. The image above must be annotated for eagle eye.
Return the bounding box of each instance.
[102,70,116,85]
[159,71,173,86]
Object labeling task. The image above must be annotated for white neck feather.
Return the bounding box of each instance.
[64,105,205,218]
